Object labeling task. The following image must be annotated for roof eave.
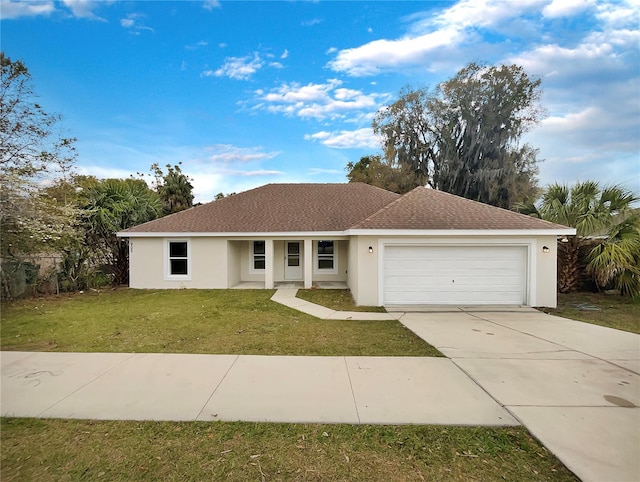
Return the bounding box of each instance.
[117,230,350,238]
[346,228,577,236]
[118,227,577,238]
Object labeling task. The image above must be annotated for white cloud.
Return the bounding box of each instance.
[256,79,389,121]
[308,168,343,175]
[508,1,639,187]
[301,18,322,26]
[212,53,263,80]
[304,128,381,149]
[233,169,283,177]
[185,40,208,50]
[595,0,640,27]
[328,29,461,76]
[543,0,595,18]
[204,144,280,163]
[0,0,55,19]
[281,49,289,59]
[327,0,543,76]
[119,13,154,34]
[429,0,540,30]
[203,0,220,10]
[269,62,284,69]
[2,0,114,20]
[77,165,134,180]
[61,0,106,20]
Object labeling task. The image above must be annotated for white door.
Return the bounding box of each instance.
[383,245,526,305]
[285,241,303,280]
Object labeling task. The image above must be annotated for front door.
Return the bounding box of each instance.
[285,241,303,280]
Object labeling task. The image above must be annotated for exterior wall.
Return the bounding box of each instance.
[129,237,228,289]
[351,236,380,306]
[347,237,359,300]
[350,235,559,308]
[129,234,558,307]
[227,241,242,287]
[535,235,559,308]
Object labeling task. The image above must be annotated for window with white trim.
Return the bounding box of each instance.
[252,241,266,271]
[317,240,335,271]
[167,240,190,278]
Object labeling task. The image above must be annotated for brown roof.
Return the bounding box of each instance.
[122,183,570,234]
[123,183,401,233]
[352,187,569,230]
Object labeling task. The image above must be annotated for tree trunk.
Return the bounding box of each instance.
[557,240,579,293]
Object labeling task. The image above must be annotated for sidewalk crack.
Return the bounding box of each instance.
[343,357,361,424]
[36,352,137,417]
[196,354,240,421]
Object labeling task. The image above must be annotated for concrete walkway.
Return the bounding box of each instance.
[400,310,640,482]
[1,351,516,426]
[271,288,399,320]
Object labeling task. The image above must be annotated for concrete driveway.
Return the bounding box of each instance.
[399,308,640,482]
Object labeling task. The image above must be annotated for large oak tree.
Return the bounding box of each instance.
[373,62,544,208]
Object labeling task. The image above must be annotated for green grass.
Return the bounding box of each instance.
[0,289,441,356]
[297,289,387,312]
[543,292,640,334]
[0,418,577,482]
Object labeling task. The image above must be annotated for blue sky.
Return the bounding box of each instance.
[2,0,639,202]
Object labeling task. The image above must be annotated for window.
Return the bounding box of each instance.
[253,241,265,270]
[166,240,190,279]
[317,240,334,270]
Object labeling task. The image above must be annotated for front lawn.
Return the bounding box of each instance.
[297,289,387,312]
[1,289,440,356]
[0,418,577,482]
[544,292,640,334]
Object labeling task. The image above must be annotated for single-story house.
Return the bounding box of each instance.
[118,183,575,307]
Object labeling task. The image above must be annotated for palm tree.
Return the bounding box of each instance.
[158,164,194,214]
[517,181,638,294]
[82,178,162,285]
[587,211,640,297]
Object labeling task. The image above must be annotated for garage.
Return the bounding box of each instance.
[383,245,527,305]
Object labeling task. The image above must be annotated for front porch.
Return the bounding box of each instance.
[227,239,348,290]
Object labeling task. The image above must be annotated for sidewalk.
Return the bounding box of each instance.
[270,288,400,320]
[1,351,516,425]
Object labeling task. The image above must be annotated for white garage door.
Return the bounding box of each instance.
[383,245,526,305]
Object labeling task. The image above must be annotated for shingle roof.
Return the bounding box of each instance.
[351,187,569,230]
[122,183,570,234]
[123,183,401,233]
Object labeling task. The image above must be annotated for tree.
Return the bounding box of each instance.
[82,178,162,285]
[586,211,640,297]
[0,53,78,255]
[373,63,543,208]
[517,181,639,295]
[1,53,78,297]
[346,155,422,194]
[147,162,194,214]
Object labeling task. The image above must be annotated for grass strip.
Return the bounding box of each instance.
[296,289,387,313]
[1,418,577,482]
[543,292,640,334]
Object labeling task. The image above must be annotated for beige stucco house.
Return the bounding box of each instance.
[118,183,575,308]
